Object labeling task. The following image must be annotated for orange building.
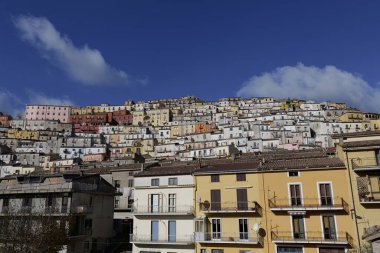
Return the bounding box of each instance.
[195,122,215,134]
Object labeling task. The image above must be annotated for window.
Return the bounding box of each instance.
[114,180,121,188]
[288,171,299,177]
[62,196,68,212]
[168,177,178,185]
[114,197,120,208]
[236,173,246,181]
[2,198,9,214]
[239,218,248,240]
[211,250,224,253]
[128,179,134,187]
[277,247,303,253]
[237,188,248,210]
[211,219,221,239]
[201,249,207,253]
[210,189,221,211]
[168,221,176,242]
[319,183,333,206]
[289,184,302,206]
[292,215,305,239]
[322,215,336,240]
[211,174,220,182]
[84,241,90,253]
[168,194,176,212]
[151,178,159,186]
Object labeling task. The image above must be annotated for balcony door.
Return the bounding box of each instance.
[319,183,333,206]
[239,218,248,240]
[211,189,221,211]
[322,215,337,240]
[237,188,248,210]
[149,194,161,213]
[292,215,305,239]
[376,150,380,165]
[151,221,159,241]
[212,218,221,239]
[289,184,302,206]
[168,221,176,242]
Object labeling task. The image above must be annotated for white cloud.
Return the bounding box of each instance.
[0,89,75,116]
[0,89,23,116]
[14,15,129,86]
[26,90,74,106]
[237,63,380,112]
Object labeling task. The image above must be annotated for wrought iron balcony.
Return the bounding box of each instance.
[271,231,353,246]
[129,234,194,245]
[352,158,380,172]
[268,197,349,212]
[132,205,194,215]
[200,201,261,214]
[195,232,262,245]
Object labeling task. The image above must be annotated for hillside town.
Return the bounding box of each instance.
[0,96,379,253]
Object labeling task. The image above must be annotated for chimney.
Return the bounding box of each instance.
[141,163,145,171]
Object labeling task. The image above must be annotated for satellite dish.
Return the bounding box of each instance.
[253,223,259,232]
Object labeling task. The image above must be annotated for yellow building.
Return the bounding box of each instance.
[132,110,146,126]
[334,132,380,250]
[7,129,39,140]
[193,154,356,253]
[146,108,172,126]
[339,112,365,122]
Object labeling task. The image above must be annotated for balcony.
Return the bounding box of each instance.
[195,232,262,245]
[357,176,380,204]
[352,158,380,172]
[0,205,91,216]
[268,197,349,212]
[200,201,261,215]
[132,205,194,216]
[271,231,353,246]
[130,234,194,245]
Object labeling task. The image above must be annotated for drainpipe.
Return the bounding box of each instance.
[345,151,362,252]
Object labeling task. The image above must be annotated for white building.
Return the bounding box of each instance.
[131,165,196,253]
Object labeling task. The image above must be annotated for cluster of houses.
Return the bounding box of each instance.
[0,96,379,253]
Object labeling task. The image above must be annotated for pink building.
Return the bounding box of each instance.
[25,105,71,123]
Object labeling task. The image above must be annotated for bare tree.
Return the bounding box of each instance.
[0,205,73,253]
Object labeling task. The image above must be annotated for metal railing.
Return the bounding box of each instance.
[195,232,262,244]
[271,231,353,246]
[357,176,380,203]
[132,205,194,214]
[268,197,349,212]
[0,205,91,215]
[200,201,260,214]
[352,158,380,171]
[129,234,194,244]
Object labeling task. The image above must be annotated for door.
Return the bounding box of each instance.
[211,190,221,211]
[239,219,248,240]
[237,189,248,210]
[151,221,159,241]
[320,183,333,206]
[290,184,302,206]
[194,219,205,241]
[212,218,221,239]
[322,215,337,240]
[150,194,160,213]
[292,215,305,239]
[168,221,176,242]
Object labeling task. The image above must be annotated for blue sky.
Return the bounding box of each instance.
[1,0,380,114]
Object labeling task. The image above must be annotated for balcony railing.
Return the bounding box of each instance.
[129,234,194,245]
[357,176,380,204]
[352,158,380,172]
[195,232,262,245]
[271,231,353,246]
[268,197,349,212]
[132,205,194,215]
[200,201,261,214]
[0,205,91,216]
